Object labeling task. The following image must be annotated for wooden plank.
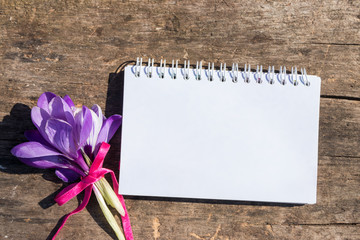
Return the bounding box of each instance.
[1,91,359,158]
[319,99,360,157]
[0,156,359,239]
[1,99,359,239]
[1,0,359,98]
[0,0,359,239]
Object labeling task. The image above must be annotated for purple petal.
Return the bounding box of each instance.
[31,107,54,146]
[31,106,51,131]
[74,106,93,148]
[17,156,70,169]
[24,130,53,148]
[55,169,80,182]
[91,104,103,118]
[37,92,57,112]
[11,141,63,159]
[48,96,75,126]
[44,118,77,159]
[74,149,90,173]
[24,129,43,142]
[94,115,122,154]
[98,115,122,144]
[82,144,92,159]
[86,106,103,152]
[63,95,75,108]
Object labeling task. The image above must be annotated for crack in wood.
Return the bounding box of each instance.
[289,223,360,226]
[321,95,360,102]
[308,42,360,46]
[322,155,360,159]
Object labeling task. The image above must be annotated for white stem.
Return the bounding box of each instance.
[96,178,125,216]
[93,185,125,240]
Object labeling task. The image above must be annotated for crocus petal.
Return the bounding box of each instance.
[63,95,75,108]
[74,149,90,173]
[91,104,103,119]
[11,141,63,159]
[31,106,56,144]
[87,105,103,152]
[45,118,77,159]
[31,106,51,131]
[24,129,53,148]
[74,106,93,148]
[37,92,56,112]
[48,96,75,126]
[91,104,106,123]
[97,115,122,145]
[17,156,70,169]
[24,129,43,142]
[55,169,80,182]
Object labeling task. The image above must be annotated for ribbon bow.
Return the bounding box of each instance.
[52,142,133,240]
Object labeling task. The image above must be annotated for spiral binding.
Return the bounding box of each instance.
[134,57,311,86]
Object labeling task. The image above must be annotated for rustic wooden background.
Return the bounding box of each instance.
[0,0,359,239]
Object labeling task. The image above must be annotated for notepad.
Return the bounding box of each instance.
[118,60,321,204]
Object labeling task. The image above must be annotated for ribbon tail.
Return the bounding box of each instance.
[108,170,134,240]
[52,186,93,240]
[117,194,134,240]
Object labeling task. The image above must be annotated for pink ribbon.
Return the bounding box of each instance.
[52,142,134,240]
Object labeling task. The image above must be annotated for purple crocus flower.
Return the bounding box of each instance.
[11,92,122,182]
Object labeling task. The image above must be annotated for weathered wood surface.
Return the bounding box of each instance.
[0,0,359,239]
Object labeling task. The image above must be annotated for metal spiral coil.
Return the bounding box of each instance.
[133,57,311,86]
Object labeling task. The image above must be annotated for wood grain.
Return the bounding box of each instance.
[0,0,359,239]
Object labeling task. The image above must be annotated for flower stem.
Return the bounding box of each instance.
[95,178,125,216]
[81,148,126,235]
[93,185,125,240]
[81,149,125,216]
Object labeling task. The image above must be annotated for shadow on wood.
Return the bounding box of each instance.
[0,103,44,173]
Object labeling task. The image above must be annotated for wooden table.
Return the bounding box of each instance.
[1,1,359,239]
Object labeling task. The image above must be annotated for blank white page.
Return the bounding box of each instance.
[119,65,321,204]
